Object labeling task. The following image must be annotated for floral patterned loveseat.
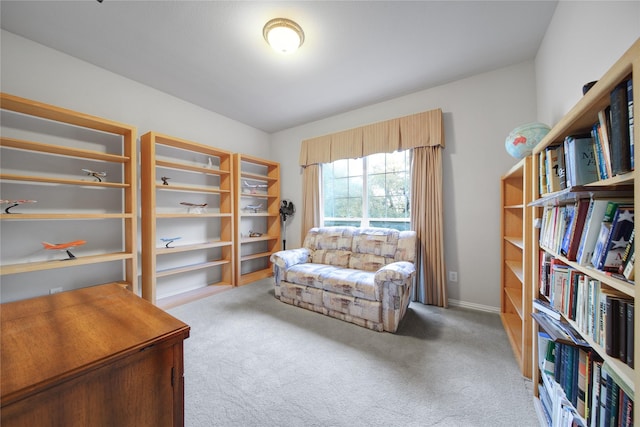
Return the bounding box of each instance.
[270,226,417,332]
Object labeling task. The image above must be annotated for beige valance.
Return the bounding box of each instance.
[299,108,443,166]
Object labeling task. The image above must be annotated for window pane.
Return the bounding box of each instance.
[348,157,363,176]
[348,176,362,197]
[322,150,410,232]
[367,152,386,174]
[333,159,349,178]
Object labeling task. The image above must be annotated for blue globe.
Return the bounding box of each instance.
[505,122,551,159]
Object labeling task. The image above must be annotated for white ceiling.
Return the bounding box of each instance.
[0,1,557,133]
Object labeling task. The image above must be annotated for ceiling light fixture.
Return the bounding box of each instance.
[263,18,304,54]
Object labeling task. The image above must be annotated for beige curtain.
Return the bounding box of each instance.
[301,164,322,239]
[299,108,446,307]
[410,146,447,306]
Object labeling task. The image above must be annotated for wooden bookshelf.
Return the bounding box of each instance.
[0,93,138,298]
[500,156,534,379]
[529,38,639,426]
[140,131,234,308]
[232,153,280,286]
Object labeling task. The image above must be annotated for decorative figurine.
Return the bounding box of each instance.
[1,199,36,214]
[42,239,86,260]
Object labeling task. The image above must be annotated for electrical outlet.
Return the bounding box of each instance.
[50,287,63,294]
[448,271,458,282]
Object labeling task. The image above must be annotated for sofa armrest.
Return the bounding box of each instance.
[270,248,311,284]
[374,261,415,283]
[375,261,416,333]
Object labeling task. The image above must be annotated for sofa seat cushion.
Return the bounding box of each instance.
[285,263,379,301]
[320,267,379,301]
[284,263,337,289]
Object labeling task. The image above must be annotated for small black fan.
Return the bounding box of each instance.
[279,200,295,250]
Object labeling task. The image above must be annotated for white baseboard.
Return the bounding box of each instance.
[447,298,500,314]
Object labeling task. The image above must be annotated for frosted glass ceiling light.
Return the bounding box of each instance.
[263,18,304,54]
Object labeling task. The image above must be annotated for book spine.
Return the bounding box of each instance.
[609,81,631,175]
[627,79,634,170]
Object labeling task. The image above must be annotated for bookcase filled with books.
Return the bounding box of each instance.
[501,156,535,379]
[530,39,638,427]
[232,153,280,286]
[141,131,234,309]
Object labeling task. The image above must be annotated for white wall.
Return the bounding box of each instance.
[270,61,538,311]
[536,1,640,126]
[1,30,270,156]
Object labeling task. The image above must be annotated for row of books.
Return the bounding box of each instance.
[539,79,634,195]
[538,256,634,368]
[537,333,633,427]
[539,198,635,279]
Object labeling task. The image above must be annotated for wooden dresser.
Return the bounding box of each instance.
[1,283,190,427]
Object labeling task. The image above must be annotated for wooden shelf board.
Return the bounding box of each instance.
[504,287,524,319]
[155,212,232,219]
[1,93,136,136]
[156,283,233,310]
[240,212,272,217]
[156,259,230,278]
[1,137,129,163]
[0,213,134,220]
[155,184,228,194]
[238,192,275,200]
[500,312,523,371]
[240,171,278,182]
[0,174,128,188]
[150,132,233,158]
[504,236,524,250]
[240,251,272,262]
[155,241,233,255]
[505,260,524,283]
[1,252,134,275]
[155,159,229,176]
[530,183,634,207]
[237,268,273,286]
[241,235,278,243]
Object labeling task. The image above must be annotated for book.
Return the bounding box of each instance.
[590,360,602,427]
[577,348,588,417]
[609,81,631,176]
[564,135,599,187]
[546,144,565,193]
[534,298,562,320]
[531,311,590,347]
[592,124,607,180]
[597,108,613,179]
[566,199,591,261]
[618,228,635,274]
[623,247,634,281]
[626,302,634,368]
[577,199,632,265]
[539,150,548,196]
[627,79,634,170]
[618,299,627,362]
[560,202,576,257]
[590,222,612,269]
[596,205,634,272]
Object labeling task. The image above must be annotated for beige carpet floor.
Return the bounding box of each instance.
[168,278,539,427]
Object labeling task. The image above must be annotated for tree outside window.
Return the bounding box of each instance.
[322,150,410,231]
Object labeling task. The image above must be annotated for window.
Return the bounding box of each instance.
[322,150,411,231]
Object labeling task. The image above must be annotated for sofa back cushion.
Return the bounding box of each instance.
[304,227,356,268]
[349,228,399,271]
[396,230,417,263]
[303,226,416,271]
